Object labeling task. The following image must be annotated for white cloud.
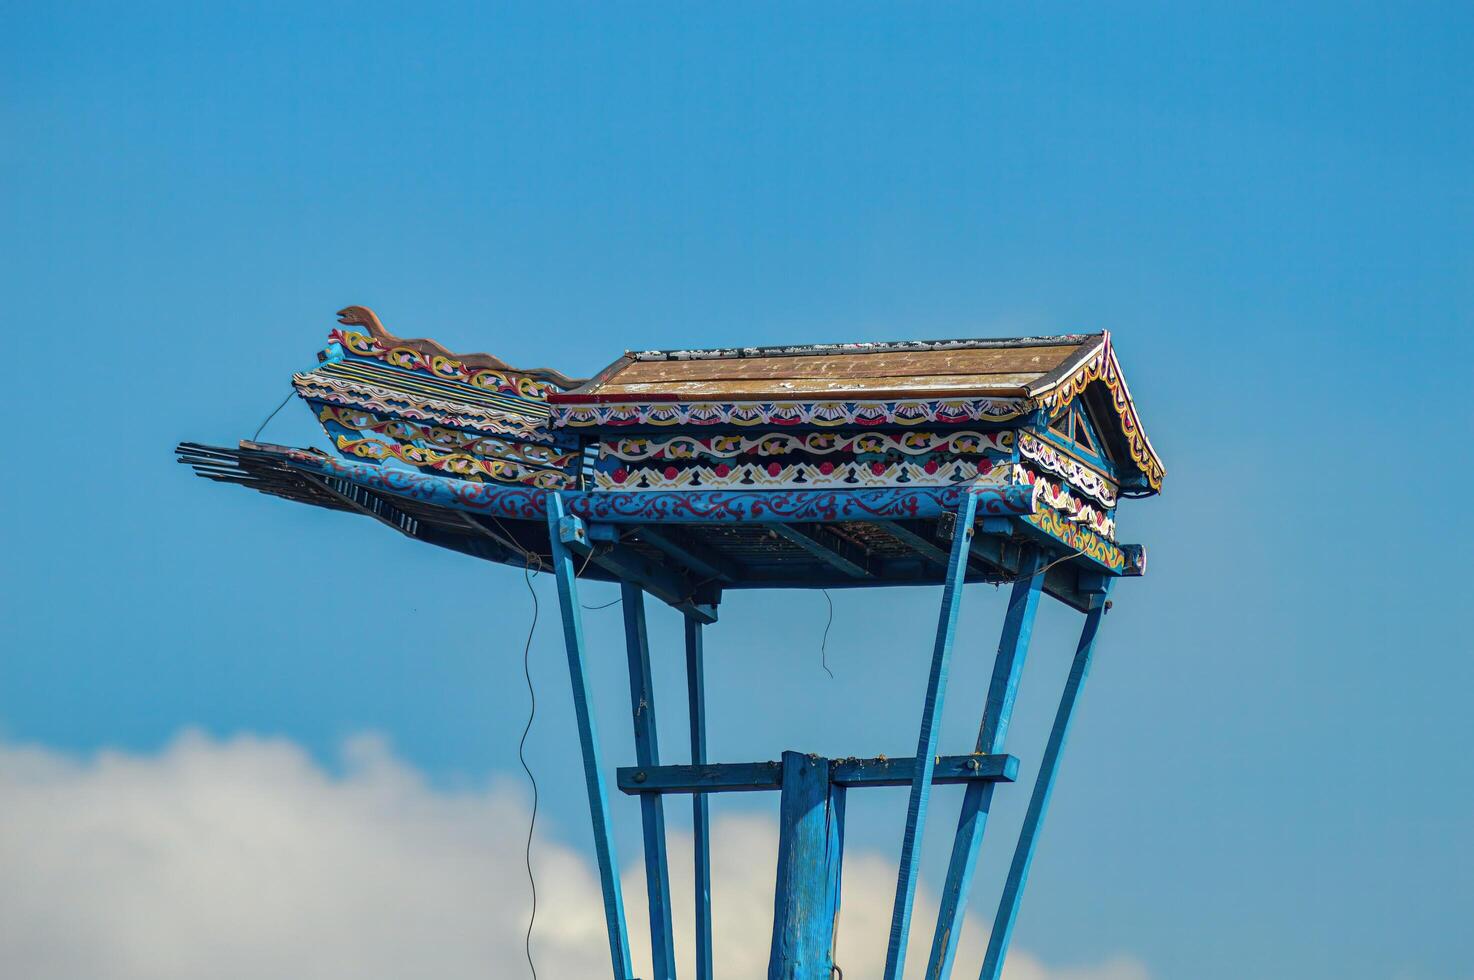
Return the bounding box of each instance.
[0,732,1147,980]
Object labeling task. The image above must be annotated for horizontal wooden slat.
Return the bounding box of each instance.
[609,345,1083,384]
[616,754,1018,794]
[591,374,1041,400]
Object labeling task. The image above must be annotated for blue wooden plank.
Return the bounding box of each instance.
[769,752,844,980]
[881,491,982,980]
[639,525,742,583]
[767,523,874,578]
[616,755,1019,795]
[833,754,1018,787]
[872,519,963,572]
[978,583,1112,980]
[621,584,677,980]
[546,493,635,980]
[684,616,714,980]
[924,546,1048,980]
[280,453,1039,524]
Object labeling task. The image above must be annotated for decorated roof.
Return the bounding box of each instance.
[176,311,1168,614]
[554,334,1102,402]
[551,331,1165,493]
[332,305,585,391]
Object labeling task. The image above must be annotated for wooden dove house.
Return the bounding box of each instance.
[178,306,1164,980]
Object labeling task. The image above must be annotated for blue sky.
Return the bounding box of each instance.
[3,3,1472,978]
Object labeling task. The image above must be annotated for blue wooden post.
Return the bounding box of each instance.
[685,615,714,980]
[769,752,846,980]
[623,583,678,980]
[881,491,982,980]
[978,586,1112,980]
[925,546,1048,980]
[824,785,847,971]
[546,493,635,980]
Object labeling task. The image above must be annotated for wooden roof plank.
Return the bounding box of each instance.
[609,345,1084,385]
[592,374,1041,399]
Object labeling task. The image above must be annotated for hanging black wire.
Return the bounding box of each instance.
[517,558,542,980]
[820,588,835,680]
[250,389,296,442]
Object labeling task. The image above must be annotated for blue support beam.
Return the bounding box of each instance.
[560,513,719,624]
[546,493,635,980]
[684,616,714,980]
[638,525,742,584]
[924,547,1048,980]
[769,752,846,980]
[881,491,982,980]
[622,584,678,980]
[767,523,874,579]
[979,583,1112,980]
[617,754,1019,795]
[872,519,952,568]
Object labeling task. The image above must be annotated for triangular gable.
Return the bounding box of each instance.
[1041,400,1115,474]
[1029,332,1165,493]
[1071,403,1101,456]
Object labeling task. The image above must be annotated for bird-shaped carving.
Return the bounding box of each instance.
[335,305,392,338]
[334,305,584,390]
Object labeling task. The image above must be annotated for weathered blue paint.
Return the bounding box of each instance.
[871,519,954,569]
[925,547,1048,980]
[621,584,678,980]
[545,493,635,980]
[684,616,714,980]
[823,786,847,973]
[640,526,741,584]
[279,453,1040,525]
[978,582,1113,980]
[769,752,845,980]
[616,754,1019,795]
[881,491,982,980]
[767,523,874,578]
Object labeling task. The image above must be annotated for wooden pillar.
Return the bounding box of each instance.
[547,494,635,979]
[685,615,714,980]
[622,583,677,980]
[768,752,846,980]
[881,491,981,980]
[979,587,1112,980]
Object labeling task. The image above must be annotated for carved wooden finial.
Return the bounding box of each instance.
[336,305,389,339]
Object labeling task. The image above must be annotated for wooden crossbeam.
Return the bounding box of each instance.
[616,754,1018,795]
[633,525,742,584]
[937,518,1097,612]
[873,519,997,580]
[767,523,874,578]
[871,520,951,567]
[559,515,719,624]
[302,473,420,537]
[299,473,523,569]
